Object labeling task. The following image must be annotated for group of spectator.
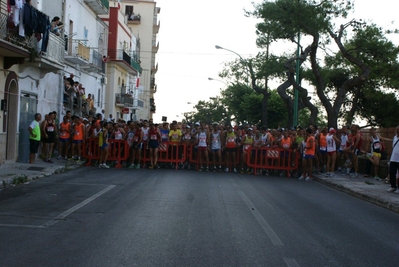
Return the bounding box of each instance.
[63,74,94,116]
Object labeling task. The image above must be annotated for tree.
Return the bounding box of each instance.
[250,0,399,128]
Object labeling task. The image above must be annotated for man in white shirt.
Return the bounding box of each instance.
[387,126,399,193]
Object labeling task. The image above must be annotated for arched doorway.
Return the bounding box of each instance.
[3,72,19,162]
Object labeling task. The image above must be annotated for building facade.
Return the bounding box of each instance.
[0,0,106,163]
[121,0,160,120]
[0,0,158,164]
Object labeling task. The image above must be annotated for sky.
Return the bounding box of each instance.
[153,0,399,123]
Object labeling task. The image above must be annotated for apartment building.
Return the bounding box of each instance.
[120,0,160,120]
[99,3,141,121]
[0,0,109,163]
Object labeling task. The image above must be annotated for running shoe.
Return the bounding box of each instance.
[305,177,312,182]
[387,187,396,193]
[102,164,110,169]
[374,176,382,181]
[298,175,305,181]
[233,168,237,173]
[225,168,229,173]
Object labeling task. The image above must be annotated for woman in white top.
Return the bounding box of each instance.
[210,124,223,171]
[325,128,341,177]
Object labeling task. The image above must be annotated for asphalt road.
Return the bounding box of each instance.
[0,167,398,267]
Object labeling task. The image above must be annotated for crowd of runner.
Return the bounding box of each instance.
[28,111,399,192]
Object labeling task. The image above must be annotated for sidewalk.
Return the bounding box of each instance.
[312,172,399,213]
[1,160,399,213]
[0,158,83,189]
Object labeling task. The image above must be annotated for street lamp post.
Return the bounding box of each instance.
[293,32,300,128]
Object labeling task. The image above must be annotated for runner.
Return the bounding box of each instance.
[241,128,254,174]
[325,127,341,177]
[210,123,223,172]
[148,123,161,169]
[224,125,238,173]
[98,121,110,168]
[129,122,143,169]
[196,124,210,171]
[58,116,71,160]
[299,128,316,181]
[70,116,85,162]
[42,112,58,163]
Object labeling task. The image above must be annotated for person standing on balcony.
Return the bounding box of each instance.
[51,16,63,36]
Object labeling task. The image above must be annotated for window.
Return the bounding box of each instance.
[125,5,134,19]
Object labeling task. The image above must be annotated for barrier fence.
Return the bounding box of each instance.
[141,142,188,170]
[246,147,299,177]
[81,138,299,175]
[83,138,129,168]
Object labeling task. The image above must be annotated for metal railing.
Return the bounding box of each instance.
[77,42,90,61]
[41,32,65,65]
[92,49,103,69]
[0,6,35,51]
[115,93,134,107]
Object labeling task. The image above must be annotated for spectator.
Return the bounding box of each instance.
[387,126,399,193]
[50,16,63,36]
[28,113,42,164]
[107,114,114,122]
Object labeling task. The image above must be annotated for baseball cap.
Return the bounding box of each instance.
[329,127,336,133]
[248,128,253,131]
[195,122,200,126]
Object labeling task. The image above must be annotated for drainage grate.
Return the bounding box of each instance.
[27,167,46,171]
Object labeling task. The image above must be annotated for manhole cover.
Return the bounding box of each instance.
[27,167,46,171]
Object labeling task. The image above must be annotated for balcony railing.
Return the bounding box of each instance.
[153,19,160,34]
[136,99,144,108]
[83,0,109,15]
[33,32,65,67]
[115,93,134,107]
[127,14,141,25]
[65,41,90,65]
[108,49,141,73]
[77,42,90,61]
[91,49,103,70]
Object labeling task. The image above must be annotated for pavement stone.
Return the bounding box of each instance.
[1,159,399,213]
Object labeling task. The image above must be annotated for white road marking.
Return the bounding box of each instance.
[43,185,116,227]
[238,190,284,246]
[284,257,301,267]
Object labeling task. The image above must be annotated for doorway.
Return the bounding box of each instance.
[17,94,37,163]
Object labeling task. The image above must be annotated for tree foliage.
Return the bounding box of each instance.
[248,0,399,128]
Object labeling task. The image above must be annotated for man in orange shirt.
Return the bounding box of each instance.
[299,128,316,182]
[58,116,71,160]
[70,116,85,162]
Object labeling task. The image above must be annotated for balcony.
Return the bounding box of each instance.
[115,93,134,107]
[0,6,37,68]
[80,49,104,73]
[65,41,90,65]
[127,14,141,25]
[152,42,159,53]
[153,19,160,34]
[151,63,158,74]
[136,99,144,108]
[83,0,109,15]
[31,32,65,70]
[108,49,140,75]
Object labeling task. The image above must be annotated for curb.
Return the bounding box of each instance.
[0,163,82,190]
[313,176,399,213]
